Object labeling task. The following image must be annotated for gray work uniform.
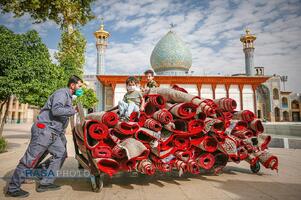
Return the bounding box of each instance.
[7,88,76,192]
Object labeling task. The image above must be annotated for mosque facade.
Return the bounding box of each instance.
[85,22,301,123]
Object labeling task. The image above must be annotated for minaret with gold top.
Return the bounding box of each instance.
[94,18,110,111]
[240,29,256,76]
[94,18,110,74]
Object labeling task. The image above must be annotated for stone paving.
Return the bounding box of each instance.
[0,123,301,200]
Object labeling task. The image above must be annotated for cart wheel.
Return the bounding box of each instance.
[250,161,261,173]
[90,175,103,193]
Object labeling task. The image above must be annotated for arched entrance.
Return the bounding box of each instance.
[274,107,280,122]
[256,84,271,121]
[283,111,289,121]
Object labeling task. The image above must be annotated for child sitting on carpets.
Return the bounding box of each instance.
[144,69,158,90]
[118,76,145,121]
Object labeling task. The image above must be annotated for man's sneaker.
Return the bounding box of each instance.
[36,184,61,192]
[6,189,29,198]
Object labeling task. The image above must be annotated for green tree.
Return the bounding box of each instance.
[0,0,96,78]
[74,87,98,109]
[0,25,64,136]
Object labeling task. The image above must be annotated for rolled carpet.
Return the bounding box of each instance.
[231,128,253,139]
[237,146,248,161]
[129,111,147,127]
[109,128,132,141]
[257,134,272,151]
[258,151,278,171]
[213,98,237,112]
[174,151,192,162]
[118,138,150,161]
[96,158,120,177]
[232,110,255,122]
[171,84,188,93]
[224,120,248,135]
[188,119,205,134]
[212,152,229,174]
[143,118,162,132]
[114,121,140,136]
[204,118,225,134]
[166,102,197,119]
[111,144,126,159]
[218,136,238,160]
[249,119,264,134]
[196,153,215,170]
[174,159,188,176]
[187,159,200,174]
[135,159,156,175]
[173,137,190,150]
[144,102,160,116]
[92,145,112,158]
[84,120,109,150]
[86,111,119,127]
[196,136,218,153]
[195,109,207,121]
[135,128,160,146]
[154,162,172,172]
[152,109,173,124]
[144,94,166,108]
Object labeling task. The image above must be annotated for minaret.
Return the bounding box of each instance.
[94,19,110,111]
[240,29,256,76]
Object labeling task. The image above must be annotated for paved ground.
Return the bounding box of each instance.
[0,123,301,200]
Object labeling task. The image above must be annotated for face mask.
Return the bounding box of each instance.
[127,86,136,91]
[136,87,141,92]
[75,88,84,97]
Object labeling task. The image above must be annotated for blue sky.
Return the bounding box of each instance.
[1,0,301,92]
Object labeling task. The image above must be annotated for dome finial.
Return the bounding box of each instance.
[169,22,176,31]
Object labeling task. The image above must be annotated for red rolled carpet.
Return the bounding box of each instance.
[171,84,188,93]
[110,128,132,141]
[174,150,192,162]
[174,137,190,150]
[188,119,205,134]
[143,118,162,132]
[196,136,218,153]
[92,145,112,158]
[212,152,228,174]
[84,120,109,150]
[218,136,238,160]
[196,153,215,170]
[257,134,271,151]
[167,102,197,119]
[97,158,120,177]
[144,102,160,116]
[231,128,253,139]
[135,128,160,146]
[174,159,188,175]
[144,94,166,108]
[114,121,140,135]
[86,111,119,127]
[214,98,237,112]
[152,109,173,124]
[187,159,200,174]
[129,111,147,127]
[111,144,126,159]
[154,162,172,172]
[258,151,278,171]
[249,119,264,134]
[204,118,225,134]
[233,110,255,122]
[135,159,156,175]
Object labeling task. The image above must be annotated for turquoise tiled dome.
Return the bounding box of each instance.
[150,31,192,74]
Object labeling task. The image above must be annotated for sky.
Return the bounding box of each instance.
[0,0,301,92]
